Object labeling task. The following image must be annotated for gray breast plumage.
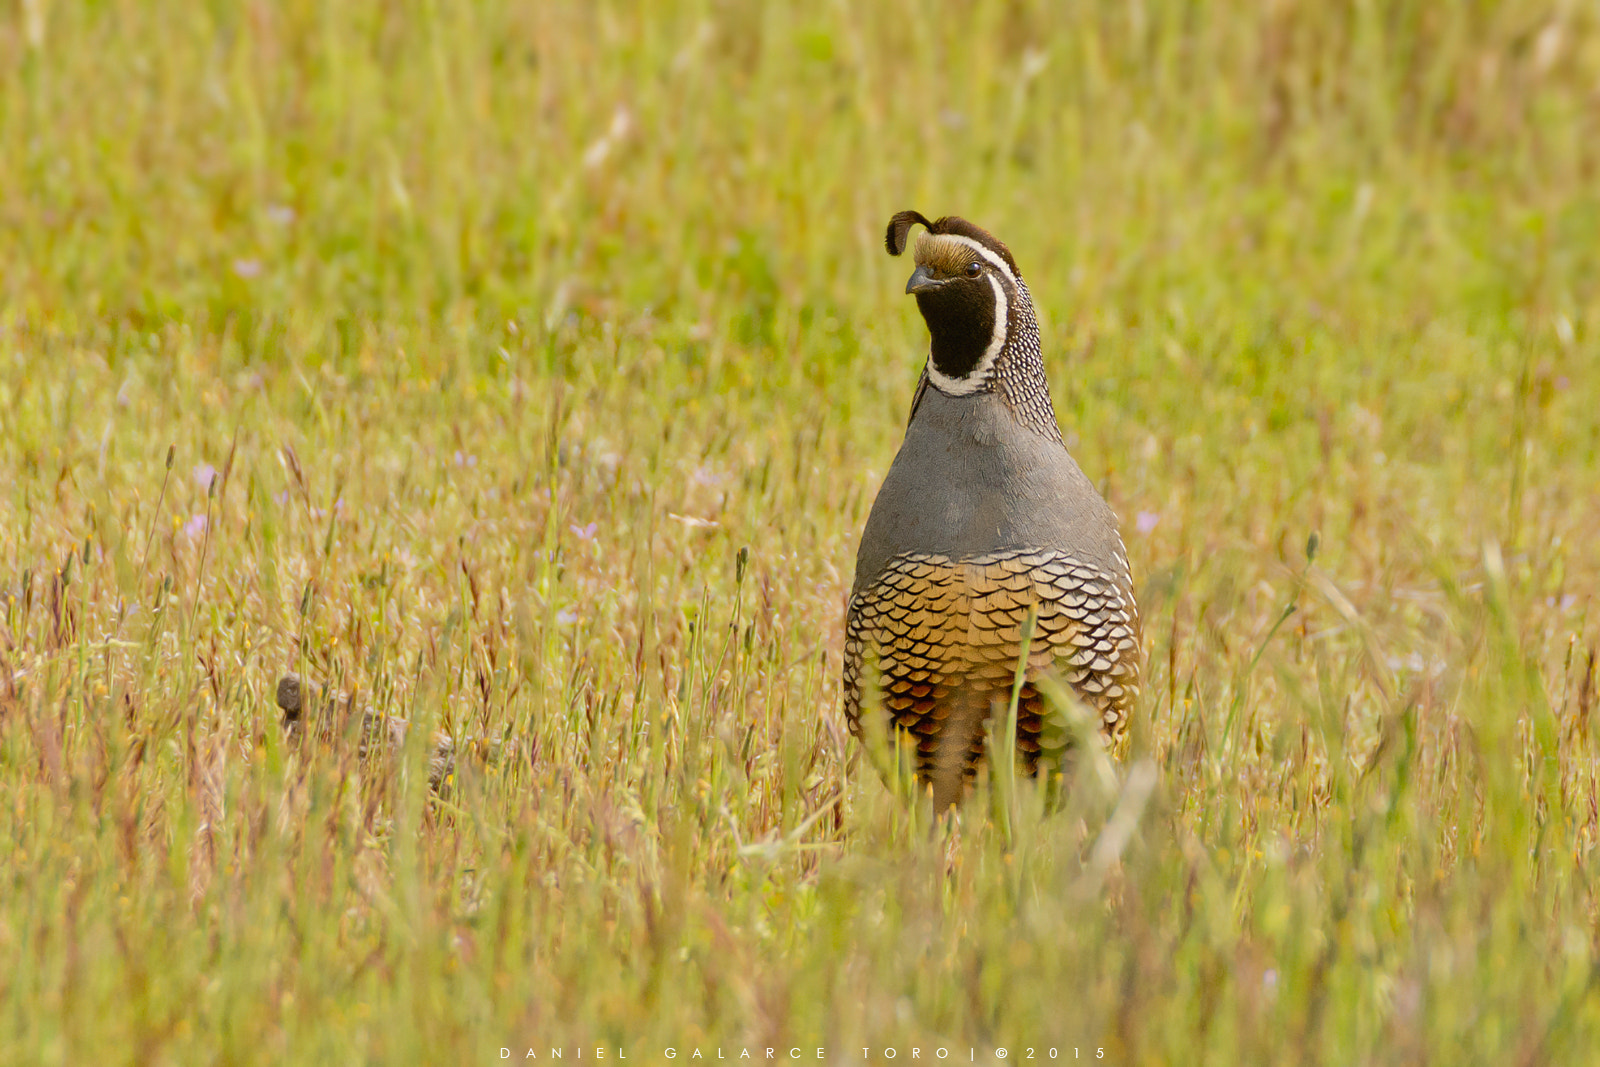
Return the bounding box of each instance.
[852,389,1128,586]
[843,387,1141,809]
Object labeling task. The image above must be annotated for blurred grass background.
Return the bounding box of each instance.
[3,0,1600,1061]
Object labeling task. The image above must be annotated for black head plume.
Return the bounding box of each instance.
[886,211,936,257]
[884,210,1021,277]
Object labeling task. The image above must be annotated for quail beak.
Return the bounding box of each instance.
[905,264,940,295]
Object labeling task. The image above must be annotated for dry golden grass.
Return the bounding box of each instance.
[3,2,1600,1061]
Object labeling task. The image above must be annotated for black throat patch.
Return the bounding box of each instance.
[916,278,1002,382]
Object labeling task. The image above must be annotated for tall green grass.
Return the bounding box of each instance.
[2,1,1599,1061]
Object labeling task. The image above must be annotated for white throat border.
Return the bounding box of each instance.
[920,234,1017,397]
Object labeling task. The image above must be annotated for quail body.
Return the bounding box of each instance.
[843,211,1141,809]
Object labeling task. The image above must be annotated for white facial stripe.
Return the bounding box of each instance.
[925,272,1008,397]
[930,234,1018,288]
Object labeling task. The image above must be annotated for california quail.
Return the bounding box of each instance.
[275,673,517,792]
[843,211,1142,809]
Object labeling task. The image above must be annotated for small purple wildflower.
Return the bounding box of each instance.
[555,607,579,626]
[193,463,218,491]
[1136,511,1160,534]
[232,258,263,278]
[183,514,208,540]
[570,522,598,540]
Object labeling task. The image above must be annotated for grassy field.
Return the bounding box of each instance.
[4,1,1600,1061]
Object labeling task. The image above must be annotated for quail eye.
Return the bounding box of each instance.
[964,262,982,277]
